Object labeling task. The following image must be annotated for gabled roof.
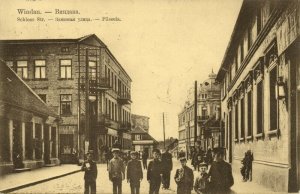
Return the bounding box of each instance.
[130,126,148,134]
[0,61,58,118]
[0,34,132,81]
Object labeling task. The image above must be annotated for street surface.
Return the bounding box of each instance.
[11,159,276,194]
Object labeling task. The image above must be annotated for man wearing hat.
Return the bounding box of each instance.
[108,148,125,194]
[208,147,234,194]
[161,148,173,189]
[81,150,98,194]
[174,156,194,194]
[147,148,163,194]
[127,151,143,194]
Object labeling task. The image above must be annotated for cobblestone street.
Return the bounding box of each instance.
[10,159,277,194]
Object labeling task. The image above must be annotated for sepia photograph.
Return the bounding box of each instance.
[0,0,299,193]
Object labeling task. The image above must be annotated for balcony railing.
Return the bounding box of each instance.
[119,121,132,132]
[197,115,209,122]
[80,76,111,91]
[117,92,132,105]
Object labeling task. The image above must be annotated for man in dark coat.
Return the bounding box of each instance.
[174,157,194,194]
[81,151,98,194]
[127,151,143,194]
[208,148,234,194]
[147,149,163,194]
[161,148,173,189]
[142,150,148,170]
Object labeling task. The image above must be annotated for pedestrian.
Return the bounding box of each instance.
[113,140,122,149]
[108,148,125,194]
[81,151,98,194]
[147,148,163,194]
[195,155,204,171]
[127,151,143,194]
[105,148,112,170]
[240,150,253,182]
[194,162,210,194]
[142,150,148,170]
[208,147,234,194]
[174,156,194,194]
[161,148,173,189]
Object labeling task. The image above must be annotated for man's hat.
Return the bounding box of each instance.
[179,157,187,162]
[199,162,208,167]
[130,151,138,155]
[112,148,120,153]
[152,148,161,154]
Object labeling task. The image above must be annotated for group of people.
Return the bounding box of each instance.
[191,147,213,171]
[81,146,234,194]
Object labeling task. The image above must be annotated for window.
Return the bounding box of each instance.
[60,94,72,115]
[25,122,33,160]
[60,134,73,154]
[247,91,252,137]
[269,66,278,130]
[235,103,239,140]
[257,81,263,134]
[240,98,245,139]
[17,61,28,79]
[89,61,96,80]
[240,41,244,64]
[135,135,141,140]
[257,7,262,34]
[61,47,69,52]
[6,61,14,69]
[35,60,46,79]
[38,94,46,103]
[60,60,72,79]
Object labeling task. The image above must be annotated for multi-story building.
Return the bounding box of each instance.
[178,72,221,157]
[0,62,59,175]
[131,114,150,133]
[216,0,299,192]
[0,34,132,163]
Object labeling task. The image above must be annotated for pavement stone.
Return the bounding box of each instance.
[2,159,282,194]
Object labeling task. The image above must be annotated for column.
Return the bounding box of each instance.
[32,123,36,160]
[56,127,59,158]
[22,122,25,160]
[41,124,44,160]
[49,127,52,158]
[9,120,13,162]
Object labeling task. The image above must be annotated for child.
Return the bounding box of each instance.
[81,151,98,194]
[127,151,143,194]
[194,162,210,194]
[108,148,125,194]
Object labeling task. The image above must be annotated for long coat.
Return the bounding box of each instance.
[161,152,173,172]
[81,160,98,181]
[174,166,194,194]
[127,159,143,186]
[208,160,234,193]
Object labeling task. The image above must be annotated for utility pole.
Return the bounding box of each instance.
[194,81,198,147]
[163,112,166,149]
[85,49,90,152]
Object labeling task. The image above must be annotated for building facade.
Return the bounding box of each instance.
[0,34,132,163]
[131,114,150,133]
[178,72,221,158]
[216,0,300,192]
[0,62,59,175]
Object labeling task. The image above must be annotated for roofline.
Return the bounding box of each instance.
[0,34,132,81]
[216,0,248,81]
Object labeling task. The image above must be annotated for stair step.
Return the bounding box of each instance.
[14,168,31,173]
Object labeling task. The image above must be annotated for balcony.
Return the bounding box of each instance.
[197,115,209,123]
[119,122,132,132]
[80,77,111,92]
[117,92,132,105]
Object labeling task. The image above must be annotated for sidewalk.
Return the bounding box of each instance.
[0,164,81,193]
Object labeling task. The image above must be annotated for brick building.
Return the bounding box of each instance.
[216,0,300,192]
[0,34,132,163]
[0,61,59,175]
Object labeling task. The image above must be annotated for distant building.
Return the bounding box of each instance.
[131,114,150,132]
[216,0,300,192]
[0,61,59,175]
[178,71,221,158]
[0,34,132,163]
[130,114,157,158]
[166,139,178,158]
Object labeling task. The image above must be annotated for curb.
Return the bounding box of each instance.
[0,169,81,193]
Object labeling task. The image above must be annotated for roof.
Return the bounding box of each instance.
[0,61,58,118]
[0,34,132,81]
[216,0,255,81]
[130,126,148,134]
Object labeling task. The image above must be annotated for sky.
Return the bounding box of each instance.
[0,0,243,140]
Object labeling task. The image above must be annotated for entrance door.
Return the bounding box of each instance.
[13,121,23,168]
[44,125,50,164]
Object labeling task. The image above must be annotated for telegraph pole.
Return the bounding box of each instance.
[85,49,91,152]
[194,81,198,147]
[163,112,166,149]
